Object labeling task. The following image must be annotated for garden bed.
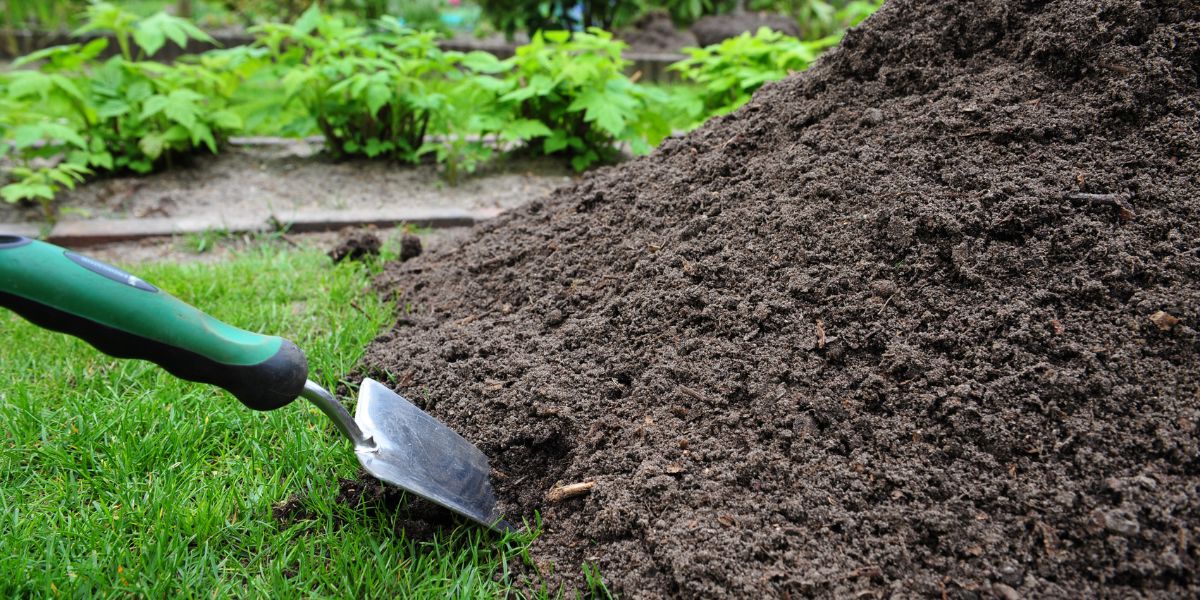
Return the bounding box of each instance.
[0,139,572,244]
[356,0,1199,596]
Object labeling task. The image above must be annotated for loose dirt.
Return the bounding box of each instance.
[360,1,1199,597]
[328,229,383,263]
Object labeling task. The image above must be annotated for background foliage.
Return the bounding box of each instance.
[1,2,242,211]
[0,1,883,216]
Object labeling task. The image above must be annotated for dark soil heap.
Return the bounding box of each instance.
[361,1,1199,596]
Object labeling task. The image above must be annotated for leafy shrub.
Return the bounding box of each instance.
[498,29,670,171]
[479,0,643,38]
[0,3,243,211]
[254,12,445,161]
[249,7,509,175]
[250,10,666,175]
[0,93,91,213]
[669,27,838,117]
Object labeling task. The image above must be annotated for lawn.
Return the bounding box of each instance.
[0,243,534,597]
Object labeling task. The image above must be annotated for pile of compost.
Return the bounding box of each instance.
[360,0,1199,596]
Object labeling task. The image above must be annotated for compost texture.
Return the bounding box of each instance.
[360,1,1200,597]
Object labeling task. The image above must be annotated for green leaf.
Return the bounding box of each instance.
[6,72,51,100]
[568,89,627,136]
[133,25,166,57]
[45,167,85,188]
[2,182,54,203]
[571,150,599,172]
[50,75,86,104]
[162,125,190,142]
[460,51,507,74]
[190,122,217,153]
[90,152,114,170]
[126,81,153,103]
[11,125,47,147]
[544,130,570,154]
[501,119,552,142]
[293,5,323,36]
[141,95,169,118]
[134,12,217,56]
[366,83,391,116]
[139,133,165,159]
[363,138,393,157]
[163,90,200,129]
[210,110,243,131]
[10,124,86,149]
[43,124,87,149]
[97,99,132,119]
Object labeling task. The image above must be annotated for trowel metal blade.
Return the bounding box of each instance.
[353,378,510,531]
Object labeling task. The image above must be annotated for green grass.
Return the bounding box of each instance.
[0,244,538,597]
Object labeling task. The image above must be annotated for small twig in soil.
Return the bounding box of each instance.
[877,293,897,315]
[678,386,709,403]
[1066,192,1126,205]
[546,481,595,502]
[1098,62,1132,74]
[1066,192,1135,221]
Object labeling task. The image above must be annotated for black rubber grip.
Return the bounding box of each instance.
[0,291,307,410]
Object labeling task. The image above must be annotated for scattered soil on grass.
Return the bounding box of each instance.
[75,227,470,266]
[691,11,801,47]
[328,229,383,263]
[360,0,1199,597]
[399,233,424,262]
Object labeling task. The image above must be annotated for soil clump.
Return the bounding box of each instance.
[399,233,423,262]
[361,1,1199,597]
[328,229,382,263]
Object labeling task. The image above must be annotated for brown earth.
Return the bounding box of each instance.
[328,229,383,263]
[358,0,1200,597]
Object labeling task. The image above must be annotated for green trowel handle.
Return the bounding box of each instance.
[0,235,306,411]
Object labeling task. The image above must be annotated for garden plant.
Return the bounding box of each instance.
[1,2,243,212]
[670,26,841,116]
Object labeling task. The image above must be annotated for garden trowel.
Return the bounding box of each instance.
[0,235,508,531]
